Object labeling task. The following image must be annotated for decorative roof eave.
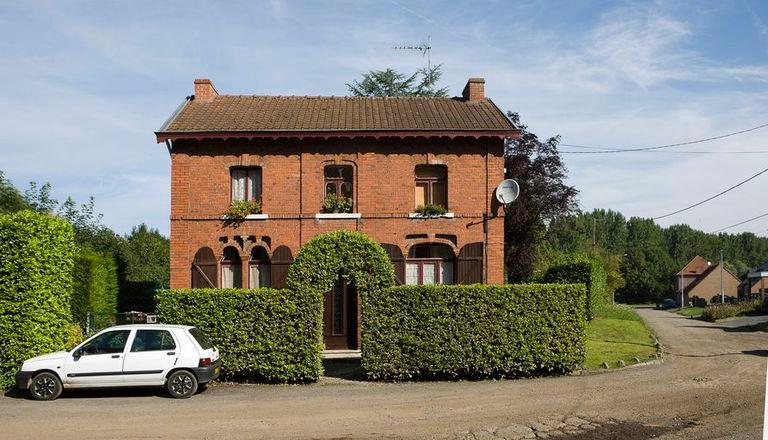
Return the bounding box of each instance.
[155,129,520,144]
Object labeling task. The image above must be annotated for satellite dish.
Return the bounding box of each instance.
[495,179,520,204]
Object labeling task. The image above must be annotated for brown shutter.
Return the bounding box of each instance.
[457,242,483,284]
[380,243,405,285]
[270,245,294,289]
[192,247,217,288]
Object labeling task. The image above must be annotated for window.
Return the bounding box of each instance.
[405,244,454,285]
[415,165,447,209]
[324,165,353,199]
[248,247,271,288]
[130,330,176,352]
[79,330,131,355]
[231,168,262,202]
[221,246,242,288]
[189,328,214,350]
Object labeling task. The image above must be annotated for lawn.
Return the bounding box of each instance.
[676,306,704,317]
[585,305,659,370]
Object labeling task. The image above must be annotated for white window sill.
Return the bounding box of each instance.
[221,214,269,220]
[409,212,455,219]
[315,213,362,220]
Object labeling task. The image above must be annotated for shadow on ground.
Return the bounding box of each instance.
[5,386,178,400]
[322,358,364,381]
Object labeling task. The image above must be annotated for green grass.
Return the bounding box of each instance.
[585,304,658,370]
[676,307,704,317]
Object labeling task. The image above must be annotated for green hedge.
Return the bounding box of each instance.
[156,288,322,382]
[362,283,587,380]
[543,255,608,319]
[71,250,118,330]
[0,211,75,388]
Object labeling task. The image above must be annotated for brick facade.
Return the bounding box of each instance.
[168,136,506,289]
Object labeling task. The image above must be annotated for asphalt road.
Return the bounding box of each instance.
[1,308,766,439]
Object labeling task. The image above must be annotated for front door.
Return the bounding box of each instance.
[323,278,358,350]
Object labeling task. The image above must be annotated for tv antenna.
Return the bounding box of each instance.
[393,36,432,72]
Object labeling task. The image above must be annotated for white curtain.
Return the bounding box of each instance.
[221,265,235,288]
[440,261,453,285]
[422,263,436,285]
[231,170,246,201]
[249,264,271,288]
[405,263,419,285]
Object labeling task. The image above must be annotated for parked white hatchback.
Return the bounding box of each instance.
[15,324,221,400]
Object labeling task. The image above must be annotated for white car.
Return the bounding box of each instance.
[15,324,221,400]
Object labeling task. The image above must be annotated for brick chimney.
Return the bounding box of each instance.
[194,79,218,102]
[462,78,485,101]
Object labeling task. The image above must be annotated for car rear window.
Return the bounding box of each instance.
[188,327,213,350]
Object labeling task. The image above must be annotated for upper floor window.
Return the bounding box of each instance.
[324,165,353,199]
[231,167,262,202]
[415,165,447,209]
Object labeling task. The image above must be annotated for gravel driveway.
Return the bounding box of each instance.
[1,308,765,439]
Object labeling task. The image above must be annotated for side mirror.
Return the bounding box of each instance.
[73,349,82,359]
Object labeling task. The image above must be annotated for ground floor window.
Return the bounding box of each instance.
[248,246,271,288]
[221,246,242,288]
[405,244,454,285]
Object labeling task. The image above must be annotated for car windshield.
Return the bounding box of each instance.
[188,327,213,350]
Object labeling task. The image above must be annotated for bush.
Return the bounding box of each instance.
[414,203,447,216]
[542,254,608,320]
[156,288,322,382]
[321,194,353,213]
[701,300,763,322]
[71,250,118,330]
[223,200,261,219]
[0,211,75,388]
[362,283,587,381]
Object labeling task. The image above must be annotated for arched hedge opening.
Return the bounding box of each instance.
[286,230,395,298]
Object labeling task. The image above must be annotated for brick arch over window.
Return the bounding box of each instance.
[191,247,217,288]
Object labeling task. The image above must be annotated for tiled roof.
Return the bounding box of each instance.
[159,95,516,135]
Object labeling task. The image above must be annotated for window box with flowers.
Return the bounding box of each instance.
[222,200,266,220]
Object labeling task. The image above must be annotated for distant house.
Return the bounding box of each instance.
[675,255,740,305]
[739,260,768,298]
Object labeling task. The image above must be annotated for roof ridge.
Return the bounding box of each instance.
[213,94,470,100]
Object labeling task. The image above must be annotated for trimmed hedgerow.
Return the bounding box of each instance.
[701,299,763,322]
[156,288,322,383]
[362,283,587,381]
[71,250,118,330]
[287,230,395,300]
[0,211,75,389]
[543,255,608,320]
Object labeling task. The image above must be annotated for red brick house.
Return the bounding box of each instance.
[156,78,518,349]
[675,255,739,304]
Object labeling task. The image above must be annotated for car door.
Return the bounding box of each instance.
[65,329,132,386]
[122,329,179,385]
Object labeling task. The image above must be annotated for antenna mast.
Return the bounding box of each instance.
[392,35,432,72]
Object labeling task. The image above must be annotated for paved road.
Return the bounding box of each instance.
[1,308,765,439]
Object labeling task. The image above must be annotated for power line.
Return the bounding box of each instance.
[559,121,768,154]
[713,211,768,233]
[653,166,768,220]
[560,149,768,155]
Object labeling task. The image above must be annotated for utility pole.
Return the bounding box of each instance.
[720,249,725,304]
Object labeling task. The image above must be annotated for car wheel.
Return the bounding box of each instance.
[29,372,62,401]
[167,370,197,399]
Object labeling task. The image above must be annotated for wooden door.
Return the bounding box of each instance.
[323,278,358,350]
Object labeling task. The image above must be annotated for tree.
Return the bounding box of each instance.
[24,181,58,212]
[0,171,29,214]
[618,217,675,304]
[504,112,578,282]
[347,65,448,97]
[119,224,170,286]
